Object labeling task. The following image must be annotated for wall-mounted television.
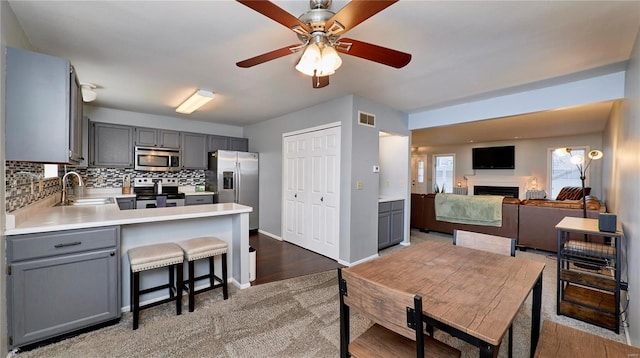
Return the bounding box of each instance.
[472,145,515,169]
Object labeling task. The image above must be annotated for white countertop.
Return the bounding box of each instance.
[5,202,252,236]
[378,196,405,203]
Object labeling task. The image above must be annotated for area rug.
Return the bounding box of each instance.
[14,231,627,357]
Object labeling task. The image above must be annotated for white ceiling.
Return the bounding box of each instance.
[7,0,640,137]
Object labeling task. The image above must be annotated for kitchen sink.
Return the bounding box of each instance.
[56,197,115,206]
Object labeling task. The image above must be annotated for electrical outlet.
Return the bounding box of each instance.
[386,180,391,187]
[356,181,363,190]
[399,180,405,187]
[97,175,104,184]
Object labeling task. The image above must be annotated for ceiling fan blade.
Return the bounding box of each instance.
[236,44,300,68]
[325,0,397,36]
[336,38,411,68]
[312,74,329,89]
[237,0,311,34]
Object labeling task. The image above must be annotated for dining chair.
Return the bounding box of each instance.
[452,229,516,358]
[338,268,461,358]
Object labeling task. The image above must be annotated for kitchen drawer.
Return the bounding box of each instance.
[185,194,214,206]
[391,200,404,211]
[8,226,119,261]
[379,202,391,212]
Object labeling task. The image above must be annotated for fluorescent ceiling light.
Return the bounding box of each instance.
[176,89,215,114]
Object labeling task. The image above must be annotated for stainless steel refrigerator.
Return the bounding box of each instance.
[205,150,259,230]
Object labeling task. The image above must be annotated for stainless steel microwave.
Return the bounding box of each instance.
[134,146,181,172]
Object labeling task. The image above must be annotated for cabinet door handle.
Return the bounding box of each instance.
[321,197,324,202]
[294,194,297,198]
[54,241,81,248]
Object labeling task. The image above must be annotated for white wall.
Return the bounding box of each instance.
[379,135,410,198]
[603,27,640,346]
[413,133,604,200]
[84,106,243,137]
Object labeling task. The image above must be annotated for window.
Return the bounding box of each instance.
[433,154,454,193]
[417,160,425,184]
[548,146,587,199]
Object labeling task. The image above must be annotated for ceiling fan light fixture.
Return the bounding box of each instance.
[295,43,322,76]
[176,89,215,114]
[321,45,342,74]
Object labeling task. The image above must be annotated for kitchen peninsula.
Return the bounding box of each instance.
[5,201,253,299]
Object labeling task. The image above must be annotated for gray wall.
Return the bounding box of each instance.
[413,133,604,200]
[603,27,640,346]
[244,95,408,264]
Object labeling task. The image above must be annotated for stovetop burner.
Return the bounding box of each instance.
[133,177,185,199]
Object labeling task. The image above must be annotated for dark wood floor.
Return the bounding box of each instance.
[249,231,343,286]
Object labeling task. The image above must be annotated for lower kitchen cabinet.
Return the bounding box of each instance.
[116,197,135,210]
[410,193,427,230]
[7,226,121,349]
[378,200,404,250]
[185,194,215,206]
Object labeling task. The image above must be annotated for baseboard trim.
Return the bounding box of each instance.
[339,253,379,267]
[258,229,282,241]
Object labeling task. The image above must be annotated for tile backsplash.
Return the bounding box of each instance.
[5,161,206,212]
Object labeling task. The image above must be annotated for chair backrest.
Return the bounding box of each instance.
[453,229,516,257]
[339,268,421,341]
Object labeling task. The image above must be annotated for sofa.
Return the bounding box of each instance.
[518,195,605,252]
[423,193,520,239]
[415,187,605,253]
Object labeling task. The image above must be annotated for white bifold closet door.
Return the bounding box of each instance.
[283,125,341,260]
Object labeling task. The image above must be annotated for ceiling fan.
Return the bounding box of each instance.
[236,0,412,88]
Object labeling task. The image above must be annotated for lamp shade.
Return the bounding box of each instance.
[588,150,603,160]
[554,147,571,156]
[295,43,322,76]
[320,46,342,75]
[570,155,584,165]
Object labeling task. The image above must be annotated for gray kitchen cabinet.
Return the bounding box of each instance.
[6,226,121,349]
[181,132,207,169]
[135,127,180,148]
[208,135,229,152]
[185,194,214,206]
[378,200,405,250]
[229,137,249,152]
[90,122,134,167]
[116,197,135,210]
[6,47,83,164]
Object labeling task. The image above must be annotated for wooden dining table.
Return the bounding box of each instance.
[343,240,545,358]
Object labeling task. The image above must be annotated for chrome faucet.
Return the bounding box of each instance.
[61,171,84,205]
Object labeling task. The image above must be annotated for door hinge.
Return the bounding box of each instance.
[7,265,11,275]
[8,336,12,345]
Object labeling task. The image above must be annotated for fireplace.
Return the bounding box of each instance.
[465,175,533,199]
[474,186,519,198]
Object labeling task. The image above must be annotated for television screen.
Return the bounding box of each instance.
[472,145,515,169]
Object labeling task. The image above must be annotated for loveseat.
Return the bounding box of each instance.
[415,188,605,253]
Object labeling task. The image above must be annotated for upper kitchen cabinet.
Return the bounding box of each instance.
[134,127,180,149]
[89,122,133,167]
[208,135,248,152]
[181,132,207,169]
[6,47,84,163]
[229,137,249,152]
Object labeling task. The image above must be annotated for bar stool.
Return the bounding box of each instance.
[127,243,184,330]
[177,236,229,312]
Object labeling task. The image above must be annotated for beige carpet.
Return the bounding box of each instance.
[14,231,627,357]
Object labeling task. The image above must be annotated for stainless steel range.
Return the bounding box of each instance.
[133,178,185,209]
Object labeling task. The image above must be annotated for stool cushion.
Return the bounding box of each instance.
[128,243,184,272]
[177,236,228,261]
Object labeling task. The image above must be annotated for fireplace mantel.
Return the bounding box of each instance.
[466,176,533,199]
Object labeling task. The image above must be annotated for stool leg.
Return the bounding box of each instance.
[222,253,228,300]
[129,269,134,313]
[209,256,215,287]
[188,260,195,312]
[168,264,175,299]
[132,271,140,330]
[176,262,183,315]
